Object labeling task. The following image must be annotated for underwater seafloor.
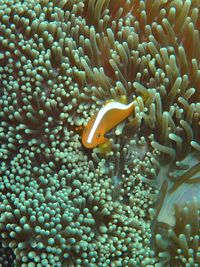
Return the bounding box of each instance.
[0,0,200,266]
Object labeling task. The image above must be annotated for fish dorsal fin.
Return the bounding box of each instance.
[104,99,114,106]
[104,95,128,106]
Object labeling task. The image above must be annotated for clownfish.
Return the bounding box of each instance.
[82,101,135,148]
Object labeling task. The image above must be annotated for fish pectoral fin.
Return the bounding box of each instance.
[94,139,112,154]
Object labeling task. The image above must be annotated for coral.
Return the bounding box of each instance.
[0,0,200,266]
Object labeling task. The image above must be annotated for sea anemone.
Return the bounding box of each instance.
[155,198,200,266]
[0,0,200,266]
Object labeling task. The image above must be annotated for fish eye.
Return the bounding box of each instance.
[84,128,87,132]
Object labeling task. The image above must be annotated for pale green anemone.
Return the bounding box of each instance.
[0,0,200,266]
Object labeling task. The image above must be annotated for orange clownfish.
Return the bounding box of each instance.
[82,101,135,148]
